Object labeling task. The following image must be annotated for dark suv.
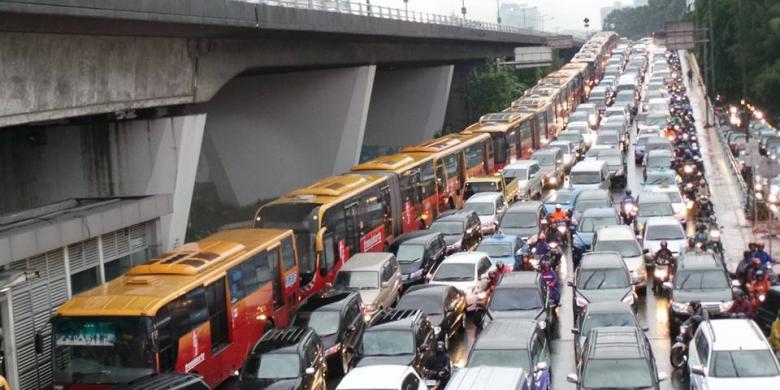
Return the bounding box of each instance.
[488,272,554,329]
[355,309,436,375]
[568,326,668,389]
[239,327,327,390]
[390,232,447,289]
[665,253,734,336]
[429,211,482,253]
[291,290,365,375]
[397,284,466,349]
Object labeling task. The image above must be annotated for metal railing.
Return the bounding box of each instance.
[239,0,544,35]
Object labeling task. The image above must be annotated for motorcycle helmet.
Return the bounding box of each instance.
[689,301,702,313]
[757,242,765,250]
[752,257,762,266]
[555,204,562,210]
[436,341,446,353]
[538,233,546,241]
[756,269,765,279]
[541,219,549,226]
[660,241,668,248]
[625,189,632,196]
[495,261,505,271]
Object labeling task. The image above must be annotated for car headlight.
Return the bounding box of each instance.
[718,300,734,312]
[434,326,442,335]
[671,301,689,314]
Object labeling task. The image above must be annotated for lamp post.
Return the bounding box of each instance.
[496,0,501,24]
[583,17,590,36]
[461,0,467,19]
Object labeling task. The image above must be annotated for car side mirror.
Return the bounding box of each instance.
[658,372,669,382]
[690,365,705,376]
[566,373,579,384]
[305,367,316,375]
[571,328,580,335]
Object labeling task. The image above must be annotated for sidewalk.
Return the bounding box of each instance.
[681,52,754,264]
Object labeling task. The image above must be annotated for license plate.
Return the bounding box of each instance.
[424,379,438,386]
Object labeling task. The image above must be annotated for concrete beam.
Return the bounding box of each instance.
[200,65,376,206]
[362,65,454,159]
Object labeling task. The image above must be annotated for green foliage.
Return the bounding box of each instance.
[465,62,525,122]
[690,0,780,121]
[603,0,687,40]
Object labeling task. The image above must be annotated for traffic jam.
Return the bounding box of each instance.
[46,33,780,390]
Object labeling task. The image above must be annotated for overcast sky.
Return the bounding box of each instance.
[369,0,630,32]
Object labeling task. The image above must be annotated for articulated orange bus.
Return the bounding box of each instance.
[464,112,537,170]
[51,229,300,389]
[255,174,395,298]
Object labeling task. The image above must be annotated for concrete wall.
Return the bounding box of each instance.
[0,114,205,250]
[362,66,454,157]
[201,65,376,205]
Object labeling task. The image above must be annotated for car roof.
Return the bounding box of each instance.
[473,319,536,350]
[706,319,770,351]
[466,192,503,203]
[585,301,637,315]
[403,284,452,298]
[587,326,648,360]
[253,327,313,355]
[581,251,625,269]
[497,271,538,288]
[481,233,520,244]
[336,365,415,389]
[369,309,424,330]
[340,253,395,271]
[504,160,538,169]
[533,148,559,156]
[402,232,443,246]
[647,149,673,157]
[596,225,636,239]
[507,201,543,212]
[638,192,671,203]
[434,212,475,223]
[678,253,720,270]
[644,216,681,227]
[298,290,358,313]
[572,160,607,172]
[442,251,488,264]
[647,137,672,145]
[648,97,668,104]
[447,366,528,389]
[581,207,618,218]
[577,189,610,200]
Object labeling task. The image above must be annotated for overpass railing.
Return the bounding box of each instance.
[242,0,543,35]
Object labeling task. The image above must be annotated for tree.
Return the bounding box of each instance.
[465,62,525,122]
[603,0,687,40]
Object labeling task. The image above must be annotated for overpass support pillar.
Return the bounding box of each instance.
[361,65,454,160]
[201,65,376,206]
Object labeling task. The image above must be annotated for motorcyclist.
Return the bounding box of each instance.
[655,241,674,262]
[550,204,568,222]
[424,341,451,386]
[752,242,775,269]
[697,178,710,198]
[746,257,765,283]
[540,219,551,238]
[621,189,635,205]
[540,260,560,305]
[534,233,551,258]
[495,260,511,277]
[728,288,754,317]
[748,269,772,300]
[681,301,706,337]
[694,224,710,246]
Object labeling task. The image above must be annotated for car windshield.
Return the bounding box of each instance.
[477,242,514,257]
[468,349,530,371]
[576,199,608,212]
[396,244,425,264]
[615,94,634,103]
[294,310,341,336]
[504,167,527,180]
[674,270,728,290]
[647,155,671,168]
[433,263,474,282]
[660,191,683,203]
[571,172,602,185]
[361,330,415,356]
[334,271,378,290]
[397,295,444,316]
[594,239,642,257]
[53,317,154,385]
[637,136,652,147]
[490,287,543,311]
[243,353,300,379]
[430,221,463,236]
[581,312,637,335]
[644,116,668,127]
[582,358,654,388]
[558,134,580,144]
[465,182,499,194]
[501,212,538,228]
[579,268,630,289]
[533,155,556,166]
[597,135,619,144]
[463,201,495,216]
[646,224,685,240]
[578,216,618,233]
[711,350,780,377]
[646,173,675,185]
[546,191,576,204]
[638,202,674,217]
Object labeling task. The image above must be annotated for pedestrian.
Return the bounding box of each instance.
[687,69,693,85]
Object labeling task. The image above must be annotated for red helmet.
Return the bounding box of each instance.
[757,242,765,249]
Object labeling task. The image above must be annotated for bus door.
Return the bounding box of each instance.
[433,159,449,212]
[484,139,495,174]
[204,278,229,375]
[267,245,290,326]
[278,238,301,324]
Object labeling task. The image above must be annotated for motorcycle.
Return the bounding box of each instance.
[423,366,451,389]
[670,324,690,369]
[620,200,637,226]
[708,225,723,255]
[653,253,673,295]
[551,219,570,246]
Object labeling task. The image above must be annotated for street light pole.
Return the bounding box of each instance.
[461,0,467,19]
[496,0,501,24]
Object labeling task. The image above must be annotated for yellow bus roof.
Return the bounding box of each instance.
[463,112,529,134]
[55,229,293,317]
[402,132,490,155]
[351,153,431,173]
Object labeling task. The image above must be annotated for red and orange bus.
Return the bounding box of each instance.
[51,229,301,389]
[464,112,537,170]
[255,174,395,298]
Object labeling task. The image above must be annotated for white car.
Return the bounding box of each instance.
[502,160,543,200]
[463,192,507,234]
[565,121,594,146]
[593,225,647,288]
[642,216,687,258]
[603,106,631,129]
[688,319,780,390]
[646,97,669,116]
[651,185,687,223]
[429,252,494,311]
[336,365,427,390]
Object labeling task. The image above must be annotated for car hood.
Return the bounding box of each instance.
[673,288,732,303]
[644,238,686,254]
[490,255,516,266]
[571,183,603,191]
[479,215,496,225]
[491,309,543,320]
[701,376,780,390]
[239,378,303,390]
[430,280,477,294]
[624,255,644,272]
[427,314,446,328]
[578,288,631,303]
[358,289,380,306]
[357,355,415,367]
[500,226,537,240]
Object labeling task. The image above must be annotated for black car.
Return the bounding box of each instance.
[572,301,644,363]
[355,309,436,375]
[390,232,447,289]
[239,327,327,390]
[397,284,466,349]
[756,286,780,335]
[429,211,482,253]
[487,272,554,329]
[664,253,734,336]
[569,252,637,321]
[568,327,668,389]
[291,290,365,375]
[112,373,209,390]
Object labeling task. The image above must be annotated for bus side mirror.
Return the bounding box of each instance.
[34,330,44,354]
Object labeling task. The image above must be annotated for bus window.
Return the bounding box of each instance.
[444,154,459,180]
[228,255,262,304]
[419,160,437,200]
[464,144,484,173]
[205,279,229,352]
[268,248,283,309]
[400,170,422,206]
[323,234,337,272]
[507,130,518,163]
[281,238,296,272]
[519,120,534,158]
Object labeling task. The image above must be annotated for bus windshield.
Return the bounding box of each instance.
[53,316,154,385]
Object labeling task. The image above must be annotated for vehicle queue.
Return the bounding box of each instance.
[42,31,780,390]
